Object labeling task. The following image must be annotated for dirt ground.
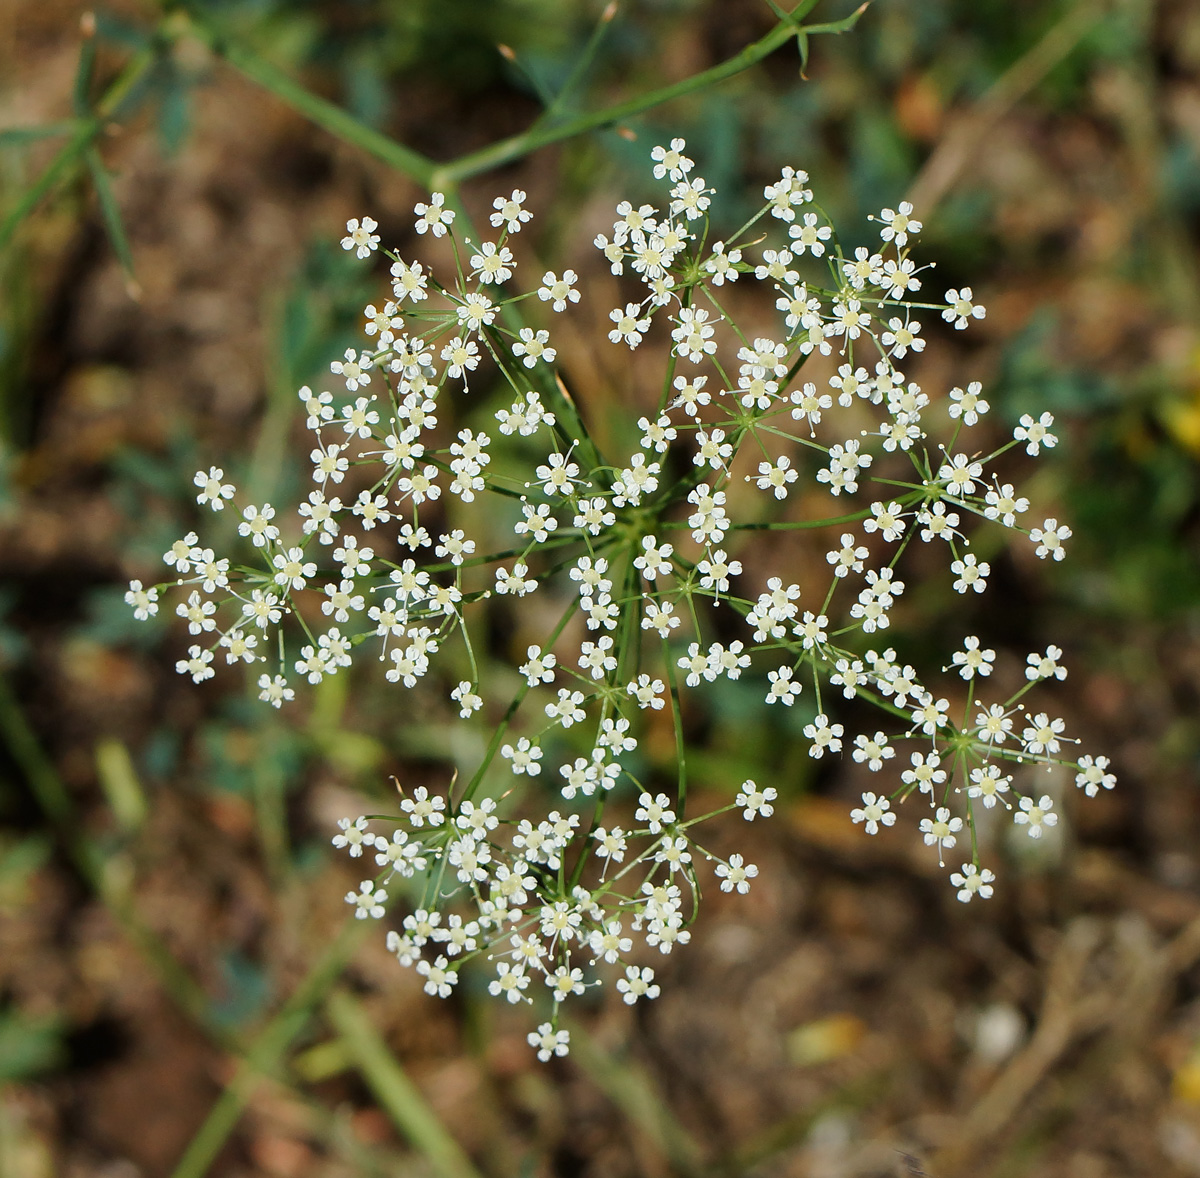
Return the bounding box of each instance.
[4,1,1200,1176]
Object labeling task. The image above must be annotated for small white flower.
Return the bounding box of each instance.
[125,580,159,620]
[950,863,995,903]
[194,466,234,511]
[1014,794,1057,839]
[528,1022,570,1062]
[1014,412,1057,456]
[851,791,895,835]
[414,192,455,237]
[919,808,962,864]
[345,879,387,919]
[1075,755,1116,797]
[341,216,380,258]
[1030,518,1071,561]
[490,189,532,233]
[943,287,985,330]
[538,270,579,311]
[616,965,660,1004]
[715,853,758,894]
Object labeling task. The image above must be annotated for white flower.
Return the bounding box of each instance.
[919,808,962,863]
[850,792,895,835]
[176,644,214,683]
[451,681,483,718]
[257,673,293,708]
[416,955,459,999]
[470,241,515,284]
[948,381,989,424]
[330,348,372,391]
[490,189,532,232]
[951,636,995,679]
[636,792,676,834]
[414,192,455,237]
[345,879,387,919]
[1022,712,1066,756]
[1014,795,1057,839]
[943,287,985,329]
[950,863,995,903]
[609,303,651,347]
[538,270,579,311]
[1026,644,1067,681]
[877,200,922,246]
[125,580,158,620]
[1075,755,1116,797]
[901,751,946,796]
[501,736,543,776]
[528,1023,570,1062]
[716,854,758,894]
[951,553,990,595]
[1014,412,1057,456]
[238,504,279,547]
[967,764,1011,809]
[626,674,665,710]
[194,466,234,510]
[651,137,693,180]
[804,714,843,758]
[341,216,379,258]
[332,815,370,857]
[1030,518,1071,561]
[788,211,831,256]
[616,965,660,1004]
[766,666,799,706]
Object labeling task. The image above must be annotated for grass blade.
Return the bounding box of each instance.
[86,147,141,298]
[325,989,485,1178]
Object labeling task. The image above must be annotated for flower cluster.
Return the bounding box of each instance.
[128,140,1112,1058]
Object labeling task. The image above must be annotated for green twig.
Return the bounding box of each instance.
[434,15,805,185]
[180,11,437,188]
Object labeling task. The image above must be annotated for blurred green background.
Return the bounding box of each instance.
[2,1,1200,1176]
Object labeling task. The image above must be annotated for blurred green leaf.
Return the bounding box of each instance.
[0,1009,65,1082]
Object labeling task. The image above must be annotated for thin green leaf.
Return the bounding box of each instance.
[0,121,81,148]
[169,923,368,1178]
[72,28,98,115]
[804,1,872,37]
[0,125,92,252]
[0,44,155,254]
[535,0,620,127]
[86,147,140,297]
[326,990,485,1178]
[565,1019,705,1174]
[498,44,557,110]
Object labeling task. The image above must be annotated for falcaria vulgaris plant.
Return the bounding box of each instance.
[127,139,1114,1060]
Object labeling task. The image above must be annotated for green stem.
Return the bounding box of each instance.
[434,16,802,185]
[181,10,437,186]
